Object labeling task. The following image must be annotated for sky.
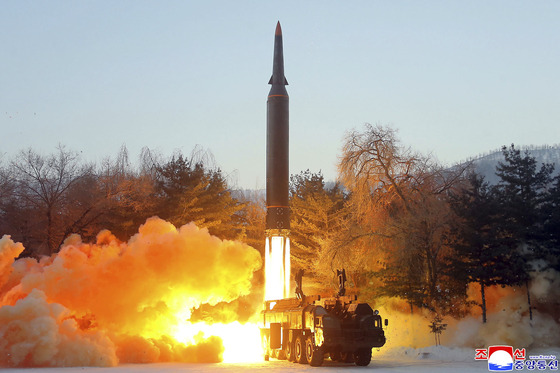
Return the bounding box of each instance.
[1,1,559,189]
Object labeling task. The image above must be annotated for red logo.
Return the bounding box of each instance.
[475,348,488,360]
[513,348,525,360]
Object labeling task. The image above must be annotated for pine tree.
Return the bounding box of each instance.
[289,170,348,291]
[448,173,521,323]
[541,175,560,270]
[494,144,554,254]
[154,154,245,240]
[375,246,426,311]
[493,144,555,320]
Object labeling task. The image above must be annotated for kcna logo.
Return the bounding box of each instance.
[475,345,524,371]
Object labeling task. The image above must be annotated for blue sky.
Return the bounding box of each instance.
[1,1,558,188]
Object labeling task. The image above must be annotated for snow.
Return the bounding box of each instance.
[2,346,558,373]
[0,360,489,373]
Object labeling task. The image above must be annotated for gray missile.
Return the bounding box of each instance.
[266,21,290,232]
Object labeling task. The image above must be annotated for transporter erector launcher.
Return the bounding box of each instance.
[259,23,389,368]
[265,22,290,301]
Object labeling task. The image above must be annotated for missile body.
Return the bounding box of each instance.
[265,22,290,300]
[266,21,290,232]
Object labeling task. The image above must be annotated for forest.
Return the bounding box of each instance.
[1,123,559,328]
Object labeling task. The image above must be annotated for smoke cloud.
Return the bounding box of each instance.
[0,217,262,367]
[443,273,560,349]
[376,271,560,357]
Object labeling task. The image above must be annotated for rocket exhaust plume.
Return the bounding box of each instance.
[0,217,262,367]
[265,21,291,301]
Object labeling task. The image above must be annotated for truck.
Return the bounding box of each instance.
[260,269,388,367]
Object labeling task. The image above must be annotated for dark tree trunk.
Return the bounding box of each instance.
[480,281,487,323]
[526,280,533,321]
[47,208,55,254]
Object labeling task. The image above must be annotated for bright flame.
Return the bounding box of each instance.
[0,218,264,367]
[173,320,262,363]
[264,235,290,300]
[285,237,290,298]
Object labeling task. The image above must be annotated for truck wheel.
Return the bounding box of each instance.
[306,337,324,367]
[340,352,353,363]
[354,348,372,366]
[286,341,295,362]
[295,335,307,364]
[277,350,286,360]
[329,349,341,361]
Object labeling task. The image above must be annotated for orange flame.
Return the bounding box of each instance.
[0,218,263,367]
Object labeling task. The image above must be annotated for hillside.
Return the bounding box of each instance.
[466,145,560,185]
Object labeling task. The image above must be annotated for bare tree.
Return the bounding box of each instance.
[339,124,420,213]
[339,123,466,215]
[0,158,16,238]
[10,145,92,254]
[95,145,158,240]
[338,123,469,314]
[0,156,14,201]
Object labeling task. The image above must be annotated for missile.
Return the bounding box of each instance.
[266,21,290,232]
[265,21,290,300]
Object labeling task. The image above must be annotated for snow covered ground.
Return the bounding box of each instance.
[0,360,489,373]
[2,346,558,373]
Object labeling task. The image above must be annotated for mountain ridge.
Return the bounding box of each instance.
[466,144,560,185]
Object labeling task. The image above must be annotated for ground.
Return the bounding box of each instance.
[2,347,559,372]
[0,360,488,373]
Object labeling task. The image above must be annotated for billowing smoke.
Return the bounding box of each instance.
[0,217,262,367]
[374,270,560,356]
[446,272,560,348]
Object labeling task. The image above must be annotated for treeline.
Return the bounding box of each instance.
[0,145,265,258]
[289,124,560,323]
[464,143,560,164]
[1,124,559,324]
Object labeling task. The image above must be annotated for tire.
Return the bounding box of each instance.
[286,340,295,362]
[340,351,353,363]
[306,336,324,367]
[295,335,307,364]
[277,350,286,360]
[354,348,372,366]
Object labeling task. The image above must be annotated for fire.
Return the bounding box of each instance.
[172,320,262,363]
[264,234,290,300]
[0,218,264,367]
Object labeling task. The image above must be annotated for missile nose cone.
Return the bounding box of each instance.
[269,21,288,89]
